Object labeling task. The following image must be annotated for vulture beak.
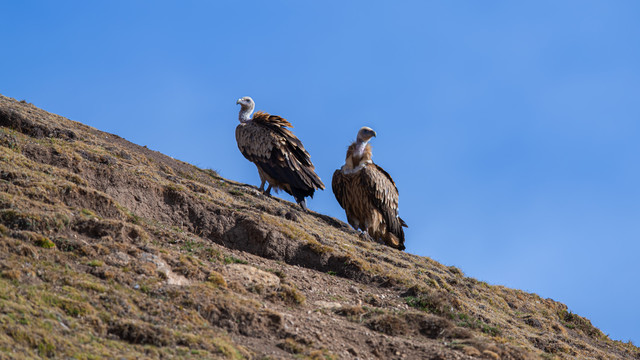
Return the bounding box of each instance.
[371,130,377,137]
[236,99,241,105]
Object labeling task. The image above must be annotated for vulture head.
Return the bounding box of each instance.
[236,96,255,122]
[356,127,377,143]
[236,96,254,108]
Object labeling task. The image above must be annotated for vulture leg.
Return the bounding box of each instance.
[298,199,308,211]
[258,178,266,192]
[265,184,272,195]
[358,231,374,243]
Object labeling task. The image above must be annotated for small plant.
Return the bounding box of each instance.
[307,240,333,254]
[203,168,219,178]
[448,265,463,276]
[558,309,603,337]
[87,260,104,267]
[327,271,337,276]
[482,324,501,336]
[207,271,227,288]
[203,247,222,262]
[447,340,465,350]
[228,189,244,197]
[270,284,306,305]
[277,338,304,354]
[80,208,97,218]
[455,313,502,336]
[181,239,203,253]
[0,270,20,281]
[37,339,55,357]
[34,236,55,248]
[403,289,455,317]
[223,256,247,265]
[267,269,286,279]
[53,237,76,252]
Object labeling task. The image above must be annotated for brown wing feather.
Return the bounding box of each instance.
[236,113,324,202]
[252,111,293,128]
[360,163,407,240]
[332,168,370,230]
[332,169,347,210]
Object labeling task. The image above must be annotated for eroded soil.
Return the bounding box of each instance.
[1,95,638,359]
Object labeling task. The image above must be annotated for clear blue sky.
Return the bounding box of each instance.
[2,1,639,344]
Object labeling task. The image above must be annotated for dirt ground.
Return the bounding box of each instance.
[1,94,638,359]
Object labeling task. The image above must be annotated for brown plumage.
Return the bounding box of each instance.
[236,96,324,209]
[332,127,407,250]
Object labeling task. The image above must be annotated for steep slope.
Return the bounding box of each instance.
[0,94,637,359]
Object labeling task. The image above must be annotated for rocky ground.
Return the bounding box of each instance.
[0,94,638,359]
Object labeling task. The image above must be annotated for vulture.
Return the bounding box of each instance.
[332,127,407,250]
[235,96,324,210]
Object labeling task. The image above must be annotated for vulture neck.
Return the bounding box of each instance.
[239,104,255,123]
[353,140,369,159]
[345,140,372,171]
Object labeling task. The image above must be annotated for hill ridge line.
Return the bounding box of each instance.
[0,94,637,359]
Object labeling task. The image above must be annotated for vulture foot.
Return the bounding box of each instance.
[358,231,374,243]
[298,199,308,211]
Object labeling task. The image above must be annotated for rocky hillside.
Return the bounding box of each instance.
[0,94,637,359]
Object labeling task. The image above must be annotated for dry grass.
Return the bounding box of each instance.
[1,94,638,360]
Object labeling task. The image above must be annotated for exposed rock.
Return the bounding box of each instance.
[224,263,280,290]
[0,94,636,359]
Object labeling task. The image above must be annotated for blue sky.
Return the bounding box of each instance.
[2,1,639,344]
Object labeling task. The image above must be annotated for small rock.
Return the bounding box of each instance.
[482,350,500,360]
[284,211,300,222]
[524,316,543,328]
[314,301,342,310]
[140,252,191,286]
[224,264,280,290]
[108,251,132,267]
[462,346,481,356]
